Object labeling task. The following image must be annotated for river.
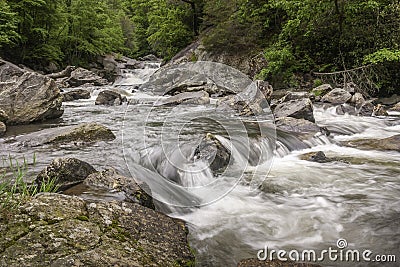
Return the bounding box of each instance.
[1,62,399,267]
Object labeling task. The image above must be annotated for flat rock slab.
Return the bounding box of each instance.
[0,193,194,267]
[16,122,115,147]
[343,134,400,152]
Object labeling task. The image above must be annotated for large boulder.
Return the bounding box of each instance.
[0,59,64,125]
[62,89,91,102]
[34,158,97,191]
[273,98,315,122]
[154,91,210,106]
[83,168,155,209]
[95,90,126,106]
[140,62,252,96]
[321,88,352,104]
[0,193,194,267]
[66,67,108,87]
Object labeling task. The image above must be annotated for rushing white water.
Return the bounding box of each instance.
[1,64,399,267]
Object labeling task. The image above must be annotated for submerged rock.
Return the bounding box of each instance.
[0,193,194,267]
[273,98,315,123]
[83,168,155,210]
[299,151,330,163]
[34,158,97,191]
[343,134,400,152]
[321,88,352,104]
[95,90,126,106]
[154,90,210,106]
[0,59,64,125]
[62,89,91,102]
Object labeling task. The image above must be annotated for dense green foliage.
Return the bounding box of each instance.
[201,0,400,93]
[0,0,399,94]
[0,0,196,68]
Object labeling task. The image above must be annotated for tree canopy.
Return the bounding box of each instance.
[0,0,399,94]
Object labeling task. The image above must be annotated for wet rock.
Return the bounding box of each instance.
[321,88,352,104]
[46,65,76,79]
[83,168,155,209]
[275,117,328,139]
[0,122,5,137]
[350,92,365,108]
[0,109,8,122]
[193,133,231,174]
[299,151,329,163]
[335,104,356,115]
[343,134,400,152]
[62,89,91,102]
[372,104,388,116]
[273,98,315,123]
[0,193,194,267]
[66,67,108,87]
[0,59,64,125]
[311,84,332,98]
[256,80,274,100]
[343,82,357,94]
[95,90,126,106]
[140,62,252,96]
[140,54,161,61]
[154,91,210,106]
[357,100,374,116]
[389,102,400,112]
[219,81,271,116]
[279,91,311,103]
[376,94,400,105]
[48,123,115,144]
[238,259,321,267]
[34,158,97,191]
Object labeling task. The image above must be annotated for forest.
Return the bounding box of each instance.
[1,0,399,94]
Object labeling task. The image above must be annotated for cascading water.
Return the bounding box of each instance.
[1,61,399,267]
